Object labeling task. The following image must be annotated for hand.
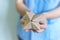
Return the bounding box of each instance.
[22,11,35,32]
[32,14,47,32]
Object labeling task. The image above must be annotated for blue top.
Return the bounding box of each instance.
[17,0,60,40]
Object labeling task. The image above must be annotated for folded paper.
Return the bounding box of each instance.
[20,11,40,30]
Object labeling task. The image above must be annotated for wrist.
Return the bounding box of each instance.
[26,11,35,20]
[42,12,49,19]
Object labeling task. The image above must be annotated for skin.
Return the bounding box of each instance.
[16,0,60,32]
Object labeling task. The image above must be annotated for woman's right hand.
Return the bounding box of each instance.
[31,14,47,33]
[23,11,35,32]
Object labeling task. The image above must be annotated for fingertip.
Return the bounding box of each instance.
[40,25,46,29]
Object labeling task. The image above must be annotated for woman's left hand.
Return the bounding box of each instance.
[32,14,47,32]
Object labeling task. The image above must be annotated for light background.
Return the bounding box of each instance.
[0,0,19,40]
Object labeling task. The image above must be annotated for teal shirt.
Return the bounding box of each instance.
[17,0,60,40]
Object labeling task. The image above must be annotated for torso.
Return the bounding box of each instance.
[18,0,60,40]
[23,0,60,14]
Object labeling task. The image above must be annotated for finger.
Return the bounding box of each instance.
[24,26,32,32]
[39,19,47,25]
[33,28,45,33]
[32,29,37,32]
[32,26,37,32]
[40,24,47,29]
[39,21,45,25]
[39,21,47,29]
[25,30,29,32]
[24,27,32,30]
[36,29,44,33]
[32,26,45,33]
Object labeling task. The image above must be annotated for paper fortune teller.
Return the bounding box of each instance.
[20,11,40,30]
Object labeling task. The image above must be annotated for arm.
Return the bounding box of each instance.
[44,5,60,19]
[16,0,30,16]
[32,3,60,32]
[16,0,35,32]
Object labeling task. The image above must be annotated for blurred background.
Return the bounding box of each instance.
[0,0,19,40]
